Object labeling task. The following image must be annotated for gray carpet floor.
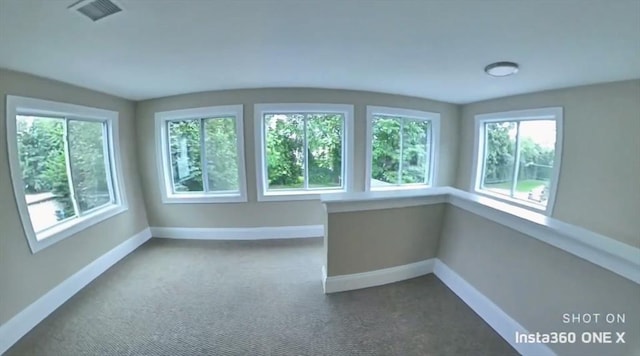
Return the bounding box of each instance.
[7,238,517,356]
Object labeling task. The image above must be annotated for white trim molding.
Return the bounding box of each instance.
[470,107,563,216]
[0,228,152,355]
[6,95,129,253]
[434,260,556,356]
[323,187,640,285]
[322,257,556,354]
[446,188,640,285]
[253,103,355,202]
[154,104,248,204]
[323,259,435,294]
[321,186,449,213]
[365,106,441,191]
[150,225,324,240]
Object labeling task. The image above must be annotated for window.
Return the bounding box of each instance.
[155,105,247,203]
[254,104,354,201]
[6,96,127,253]
[472,107,563,214]
[366,106,440,191]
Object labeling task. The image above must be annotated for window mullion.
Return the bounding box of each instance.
[101,122,116,204]
[511,121,522,197]
[63,119,81,217]
[481,123,490,189]
[424,121,430,184]
[200,119,209,192]
[398,119,404,185]
[341,115,346,189]
[303,115,309,190]
[262,115,269,193]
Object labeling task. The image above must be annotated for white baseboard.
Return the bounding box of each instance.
[150,225,324,240]
[433,259,556,356]
[321,265,328,293]
[0,228,152,355]
[323,259,435,293]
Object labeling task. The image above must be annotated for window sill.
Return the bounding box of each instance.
[370,184,432,192]
[473,189,548,214]
[258,189,346,202]
[30,203,128,253]
[162,192,247,204]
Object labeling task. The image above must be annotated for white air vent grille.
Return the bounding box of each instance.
[71,0,122,22]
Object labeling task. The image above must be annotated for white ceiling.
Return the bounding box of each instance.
[0,0,639,104]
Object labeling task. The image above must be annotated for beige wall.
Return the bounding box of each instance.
[326,204,444,276]
[456,80,640,247]
[136,88,459,228]
[0,69,149,324]
[438,206,640,356]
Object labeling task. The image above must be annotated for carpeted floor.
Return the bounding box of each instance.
[7,238,517,356]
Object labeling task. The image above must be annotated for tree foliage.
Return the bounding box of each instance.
[168,118,240,192]
[265,114,342,188]
[484,121,555,185]
[17,114,556,214]
[17,116,112,221]
[371,116,429,184]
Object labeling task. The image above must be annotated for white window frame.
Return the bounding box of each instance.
[470,107,563,215]
[155,105,247,203]
[365,106,441,191]
[254,103,354,201]
[6,95,128,253]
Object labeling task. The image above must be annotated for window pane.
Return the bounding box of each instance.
[16,116,76,233]
[515,120,556,205]
[307,114,343,189]
[68,120,112,213]
[168,120,203,192]
[204,117,239,191]
[482,121,517,197]
[265,114,304,190]
[371,116,401,186]
[401,120,430,184]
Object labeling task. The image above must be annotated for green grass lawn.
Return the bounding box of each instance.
[484,179,546,193]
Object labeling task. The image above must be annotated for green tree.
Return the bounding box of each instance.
[205,117,239,190]
[17,117,75,219]
[484,122,515,183]
[371,117,430,184]
[68,120,110,212]
[17,117,65,193]
[168,120,202,191]
[265,115,304,187]
[372,117,401,184]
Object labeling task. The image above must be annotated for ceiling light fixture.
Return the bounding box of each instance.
[485,61,519,77]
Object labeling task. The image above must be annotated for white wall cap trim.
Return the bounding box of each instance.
[150,225,324,240]
[446,188,640,284]
[322,186,640,285]
[322,186,450,203]
[322,187,449,213]
[0,228,152,355]
[323,259,435,294]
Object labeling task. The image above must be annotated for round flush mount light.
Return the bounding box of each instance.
[485,61,519,77]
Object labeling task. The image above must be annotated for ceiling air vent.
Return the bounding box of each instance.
[68,0,123,22]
